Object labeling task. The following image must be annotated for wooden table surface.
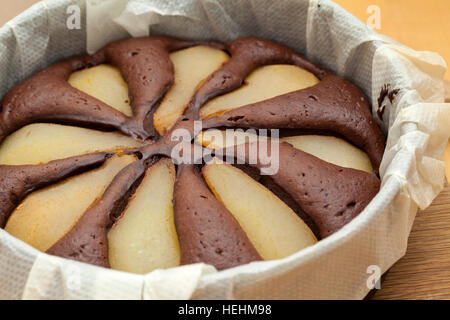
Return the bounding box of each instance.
[2,0,450,300]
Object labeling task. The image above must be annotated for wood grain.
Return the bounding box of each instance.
[371,186,450,300]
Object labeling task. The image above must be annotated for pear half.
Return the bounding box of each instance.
[154,46,230,135]
[197,130,373,173]
[197,129,259,150]
[203,160,317,260]
[108,158,180,274]
[199,64,319,119]
[280,135,373,173]
[0,123,144,165]
[5,154,135,252]
[68,64,133,116]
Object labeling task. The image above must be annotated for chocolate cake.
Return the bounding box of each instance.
[0,36,384,273]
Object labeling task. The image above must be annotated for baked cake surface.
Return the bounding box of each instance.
[0,36,384,273]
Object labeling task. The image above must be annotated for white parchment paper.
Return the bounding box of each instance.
[0,0,449,300]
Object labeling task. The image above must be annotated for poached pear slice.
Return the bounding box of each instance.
[5,154,135,252]
[197,130,373,173]
[0,123,144,165]
[68,64,133,116]
[280,135,373,173]
[154,46,230,135]
[108,158,180,274]
[203,160,317,260]
[199,65,319,119]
